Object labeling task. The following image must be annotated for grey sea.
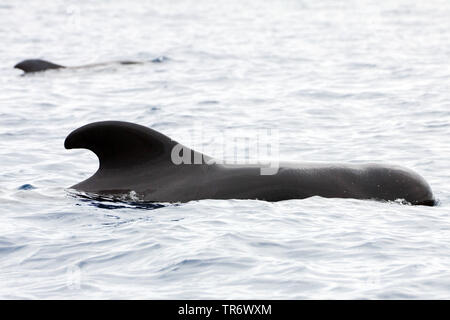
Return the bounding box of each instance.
[0,0,449,299]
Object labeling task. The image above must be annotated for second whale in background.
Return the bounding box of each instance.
[14,57,167,74]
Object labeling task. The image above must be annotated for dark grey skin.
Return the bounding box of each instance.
[65,121,435,206]
[14,59,65,73]
[14,58,166,73]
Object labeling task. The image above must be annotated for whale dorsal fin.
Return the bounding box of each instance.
[14,59,65,73]
[65,121,209,170]
[65,121,181,170]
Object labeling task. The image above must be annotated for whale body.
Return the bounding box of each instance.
[64,121,435,206]
[14,58,166,73]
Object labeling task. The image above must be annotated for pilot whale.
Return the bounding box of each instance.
[64,121,435,206]
[14,57,166,73]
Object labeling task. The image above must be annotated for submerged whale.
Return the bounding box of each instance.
[14,58,166,73]
[64,121,435,206]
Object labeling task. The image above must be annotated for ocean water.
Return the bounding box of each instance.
[1,0,450,299]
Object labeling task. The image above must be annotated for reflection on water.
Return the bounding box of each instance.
[68,190,171,211]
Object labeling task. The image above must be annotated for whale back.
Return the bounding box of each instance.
[14,59,65,73]
[64,122,435,205]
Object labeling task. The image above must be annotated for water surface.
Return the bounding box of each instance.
[0,0,449,299]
